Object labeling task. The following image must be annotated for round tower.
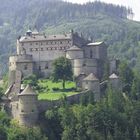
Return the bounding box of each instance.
[109,73,120,90]
[73,59,84,76]
[66,45,84,59]
[82,73,100,101]
[18,85,38,126]
[66,45,84,76]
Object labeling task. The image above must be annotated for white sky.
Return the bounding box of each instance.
[64,0,140,21]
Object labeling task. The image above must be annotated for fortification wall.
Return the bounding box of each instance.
[38,91,88,113]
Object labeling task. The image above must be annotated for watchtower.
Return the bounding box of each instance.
[18,85,38,126]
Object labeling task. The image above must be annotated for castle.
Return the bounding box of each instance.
[1,29,120,126]
[8,29,108,92]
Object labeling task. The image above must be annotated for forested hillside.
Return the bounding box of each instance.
[0,0,140,74]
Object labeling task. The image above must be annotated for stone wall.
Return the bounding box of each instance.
[38,91,88,113]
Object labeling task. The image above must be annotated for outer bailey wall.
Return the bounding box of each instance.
[38,91,88,113]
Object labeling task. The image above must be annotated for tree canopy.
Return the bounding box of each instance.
[52,57,73,89]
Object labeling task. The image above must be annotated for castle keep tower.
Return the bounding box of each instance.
[18,85,38,126]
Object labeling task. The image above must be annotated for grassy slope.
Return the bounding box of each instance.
[38,79,78,100]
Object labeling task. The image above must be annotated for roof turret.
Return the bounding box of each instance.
[109,73,119,79]
[83,73,99,81]
[26,29,32,36]
[19,85,36,96]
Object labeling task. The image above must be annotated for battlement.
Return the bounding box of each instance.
[9,54,33,63]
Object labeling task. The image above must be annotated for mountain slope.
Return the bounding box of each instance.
[0,0,140,74]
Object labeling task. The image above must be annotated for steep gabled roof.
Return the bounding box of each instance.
[109,73,119,79]
[19,85,36,96]
[67,45,82,51]
[83,73,99,81]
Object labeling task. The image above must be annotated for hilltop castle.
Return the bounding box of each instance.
[8,29,108,93]
[1,29,120,126]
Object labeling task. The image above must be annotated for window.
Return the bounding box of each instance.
[45,64,48,69]
[36,42,38,45]
[39,66,41,70]
[21,43,24,46]
[30,43,32,45]
[24,65,27,70]
[83,63,86,67]
[21,110,24,112]
[41,48,43,51]
[90,50,93,58]
[60,41,62,44]
[30,48,33,52]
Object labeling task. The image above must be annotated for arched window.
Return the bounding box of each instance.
[24,65,27,70]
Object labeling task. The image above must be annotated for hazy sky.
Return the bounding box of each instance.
[64,0,140,21]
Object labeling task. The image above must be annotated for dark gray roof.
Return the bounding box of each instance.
[83,73,99,81]
[67,45,82,51]
[19,33,72,42]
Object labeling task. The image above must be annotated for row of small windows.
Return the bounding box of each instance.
[29,46,69,52]
[21,40,71,46]
[24,64,49,70]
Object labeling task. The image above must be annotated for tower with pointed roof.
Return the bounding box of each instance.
[18,85,38,126]
[82,73,100,101]
[109,73,120,90]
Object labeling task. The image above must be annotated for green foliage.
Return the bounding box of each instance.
[0,87,4,101]
[22,74,38,89]
[52,57,73,89]
[37,79,77,100]
[8,125,48,140]
[119,61,134,93]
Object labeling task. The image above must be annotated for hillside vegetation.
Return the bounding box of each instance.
[0,0,140,73]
